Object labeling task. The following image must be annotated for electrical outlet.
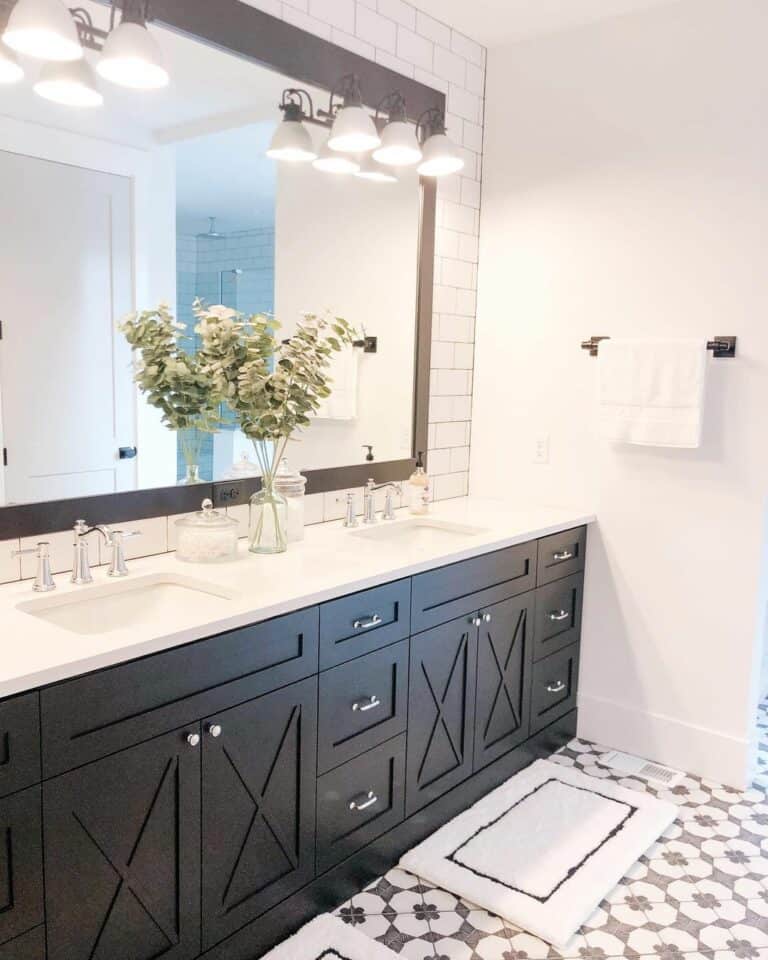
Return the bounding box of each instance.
[533,435,550,464]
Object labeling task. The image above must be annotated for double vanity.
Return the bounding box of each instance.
[0,501,592,960]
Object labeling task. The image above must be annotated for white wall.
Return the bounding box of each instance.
[471,0,768,787]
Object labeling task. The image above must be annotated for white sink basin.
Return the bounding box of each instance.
[350,518,487,544]
[17,573,238,636]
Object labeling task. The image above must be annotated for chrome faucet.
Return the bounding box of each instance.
[72,521,141,583]
[105,529,141,577]
[363,480,403,524]
[343,492,359,528]
[13,541,55,592]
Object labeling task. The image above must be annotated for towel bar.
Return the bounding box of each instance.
[580,336,736,358]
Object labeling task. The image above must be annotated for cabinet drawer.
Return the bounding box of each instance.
[318,641,408,774]
[316,735,405,874]
[411,542,537,634]
[534,574,583,661]
[319,580,410,669]
[0,926,45,960]
[536,527,586,585]
[0,692,40,799]
[0,786,43,948]
[530,644,580,734]
[41,606,319,777]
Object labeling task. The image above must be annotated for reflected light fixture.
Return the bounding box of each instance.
[353,152,398,183]
[33,57,103,105]
[0,46,24,83]
[2,0,83,61]
[325,73,380,154]
[416,108,464,177]
[266,88,317,162]
[313,139,360,174]
[96,1,168,89]
[373,92,422,167]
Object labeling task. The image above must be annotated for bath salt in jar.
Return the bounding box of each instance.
[175,498,239,563]
[273,458,307,543]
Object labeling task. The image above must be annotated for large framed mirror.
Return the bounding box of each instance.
[0,0,443,537]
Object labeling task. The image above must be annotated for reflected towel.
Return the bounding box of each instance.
[315,345,359,420]
[598,338,708,448]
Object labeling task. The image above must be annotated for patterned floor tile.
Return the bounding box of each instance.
[331,697,768,960]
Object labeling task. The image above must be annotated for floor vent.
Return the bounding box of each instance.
[599,751,684,787]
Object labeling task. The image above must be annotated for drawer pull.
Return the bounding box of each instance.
[546,680,566,694]
[352,695,381,713]
[548,610,570,622]
[353,614,383,630]
[553,550,573,562]
[349,790,378,812]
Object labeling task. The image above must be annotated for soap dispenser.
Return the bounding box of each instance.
[407,451,429,515]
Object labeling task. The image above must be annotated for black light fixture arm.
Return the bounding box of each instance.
[374,90,409,124]
[416,106,446,144]
[318,72,365,121]
[68,0,154,52]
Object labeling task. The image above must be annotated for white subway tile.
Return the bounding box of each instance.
[455,287,477,317]
[111,517,168,561]
[451,29,483,66]
[433,471,469,501]
[428,423,436,449]
[453,395,473,420]
[434,420,468,448]
[428,395,455,422]
[433,369,471,396]
[427,447,451,475]
[454,342,474,369]
[430,340,454,368]
[441,257,474,289]
[462,119,483,153]
[436,227,460,259]
[416,10,450,47]
[438,313,474,342]
[433,284,458,313]
[282,5,332,38]
[449,446,470,473]
[461,177,481,210]
[413,67,448,94]
[457,232,479,263]
[304,493,325,525]
[331,27,375,58]
[436,172,462,203]
[241,0,282,16]
[466,61,484,95]
[396,26,433,72]
[448,84,481,123]
[377,0,415,30]
[324,488,361,521]
[0,539,20,584]
[443,201,476,235]
[375,48,414,77]
[433,45,466,86]
[355,4,396,52]
[310,0,355,31]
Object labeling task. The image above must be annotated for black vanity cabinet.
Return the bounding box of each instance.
[3,524,586,960]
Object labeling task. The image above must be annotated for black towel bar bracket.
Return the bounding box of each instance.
[580,335,736,358]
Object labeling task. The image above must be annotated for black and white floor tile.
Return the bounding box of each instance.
[334,698,768,960]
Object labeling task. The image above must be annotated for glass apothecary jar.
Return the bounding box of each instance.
[273,458,307,543]
[175,498,239,563]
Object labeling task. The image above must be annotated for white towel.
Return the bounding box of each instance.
[315,345,359,421]
[598,338,708,448]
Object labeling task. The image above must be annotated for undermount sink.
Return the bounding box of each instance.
[17,573,238,636]
[350,518,487,544]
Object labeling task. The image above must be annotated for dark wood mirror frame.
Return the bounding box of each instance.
[0,0,442,539]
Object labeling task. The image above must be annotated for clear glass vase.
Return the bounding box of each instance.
[180,463,201,485]
[178,429,203,485]
[248,475,288,554]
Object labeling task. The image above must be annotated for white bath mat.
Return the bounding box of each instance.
[261,914,399,960]
[400,758,677,948]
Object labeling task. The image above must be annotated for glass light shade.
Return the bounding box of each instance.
[3,0,82,61]
[0,47,24,83]
[33,58,103,106]
[266,119,317,162]
[353,153,398,183]
[327,105,380,153]
[372,120,422,167]
[96,21,168,89]
[312,140,359,174]
[417,132,465,176]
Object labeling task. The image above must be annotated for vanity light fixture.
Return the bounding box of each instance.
[2,0,82,61]
[266,88,318,162]
[33,55,103,105]
[324,73,380,154]
[96,0,168,90]
[0,45,24,83]
[372,92,422,167]
[416,108,465,177]
[312,138,360,174]
[353,152,398,183]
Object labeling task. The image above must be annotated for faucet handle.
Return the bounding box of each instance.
[343,493,358,529]
[106,529,141,577]
[13,542,55,593]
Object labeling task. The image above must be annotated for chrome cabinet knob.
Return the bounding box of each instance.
[186,732,201,747]
[349,790,378,812]
[548,610,570,622]
[482,613,492,623]
[208,724,222,738]
[546,680,566,694]
[353,614,383,630]
[352,695,381,713]
[553,550,573,562]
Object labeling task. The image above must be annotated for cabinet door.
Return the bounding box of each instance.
[201,678,317,952]
[0,786,43,948]
[474,595,533,771]
[406,618,477,815]
[44,727,202,960]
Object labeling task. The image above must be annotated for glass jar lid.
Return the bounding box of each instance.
[273,458,306,496]
[175,498,238,530]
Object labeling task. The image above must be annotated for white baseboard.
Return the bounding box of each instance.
[577,693,751,789]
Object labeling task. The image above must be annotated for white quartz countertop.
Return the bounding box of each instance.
[0,498,595,698]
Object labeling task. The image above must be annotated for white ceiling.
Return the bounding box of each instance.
[412,0,680,46]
